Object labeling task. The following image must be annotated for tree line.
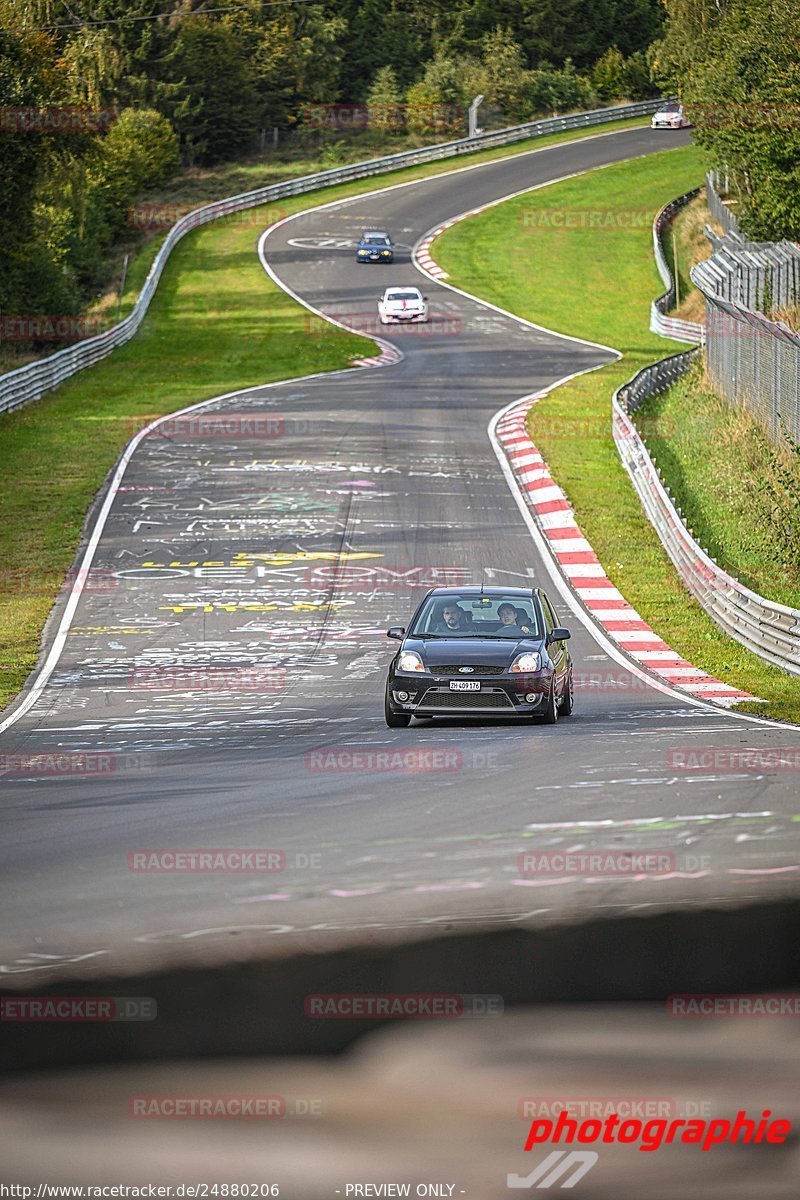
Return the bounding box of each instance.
[652,0,800,239]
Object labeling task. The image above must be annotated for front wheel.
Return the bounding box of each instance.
[385,691,411,728]
[559,671,574,717]
[539,680,559,725]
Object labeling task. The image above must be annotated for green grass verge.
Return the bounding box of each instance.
[0,116,651,713]
[643,364,800,609]
[434,145,800,723]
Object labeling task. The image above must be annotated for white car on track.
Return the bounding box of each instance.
[651,102,691,130]
[378,286,429,324]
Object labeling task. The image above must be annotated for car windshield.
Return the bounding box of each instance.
[387,291,421,302]
[661,103,680,112]
[409,594,541,638]
[363,236,389,245]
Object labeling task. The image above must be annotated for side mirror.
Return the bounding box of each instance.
[423,296,429,301]
[386,627,405,640]
[548,627,571,643]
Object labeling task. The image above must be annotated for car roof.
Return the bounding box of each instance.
[427,586,535,598]
[362,231,390,238]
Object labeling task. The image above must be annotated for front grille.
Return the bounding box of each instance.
[418,687,514,710]
[432,664,503,675]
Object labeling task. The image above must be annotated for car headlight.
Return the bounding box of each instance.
[381,250,390,256]
[510,652,542,673]
[398,651,425,672]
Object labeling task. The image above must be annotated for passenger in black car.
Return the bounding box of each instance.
[498,602,533,636]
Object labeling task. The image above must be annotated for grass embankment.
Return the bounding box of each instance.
[433,146,800,722]
[644,365,800,610]
[665,191,716,323]
[0,116,650,713]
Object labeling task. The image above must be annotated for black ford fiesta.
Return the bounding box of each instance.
[384,586,574,727]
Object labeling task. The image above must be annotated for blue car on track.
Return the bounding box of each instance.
[356,231,394,263]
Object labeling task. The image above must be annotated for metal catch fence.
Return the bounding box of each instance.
[692,173,800,444]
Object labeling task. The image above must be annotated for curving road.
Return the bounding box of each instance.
[1,124,799,983]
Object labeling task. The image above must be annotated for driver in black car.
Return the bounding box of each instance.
[498,602,533,635]
[433,602,470,633]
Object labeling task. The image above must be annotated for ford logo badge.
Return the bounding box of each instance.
[459,667,474,673]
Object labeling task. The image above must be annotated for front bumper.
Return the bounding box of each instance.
[387,670,552,716]
[379,311,428,323]
[358,252,393,262]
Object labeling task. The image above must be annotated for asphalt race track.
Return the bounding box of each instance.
[2,124,799,984]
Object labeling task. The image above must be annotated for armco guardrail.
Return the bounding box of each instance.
[650,189,705,344]
[0,100,665,419]
[613,352,800,676]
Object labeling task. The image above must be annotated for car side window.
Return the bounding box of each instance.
[541,595,555,634]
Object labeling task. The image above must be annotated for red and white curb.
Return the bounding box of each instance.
[351,345,402,368]
[496,399,759,708]
[416,225,453,280]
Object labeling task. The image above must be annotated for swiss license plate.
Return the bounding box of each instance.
[449,680,481,691]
